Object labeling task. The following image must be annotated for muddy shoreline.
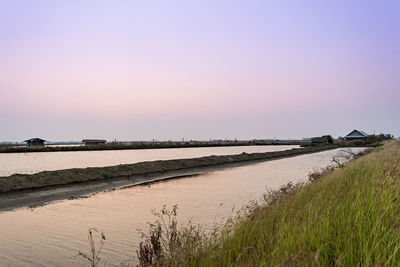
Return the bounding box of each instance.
[0,145,337,195]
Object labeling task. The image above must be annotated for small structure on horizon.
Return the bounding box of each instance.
[344,130,368,140]
[24,138,46,148]
[82,139,107,146]
[302,137,328,144]
[311,137,328,144]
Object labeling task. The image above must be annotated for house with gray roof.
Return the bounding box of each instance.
[344,130,368,140]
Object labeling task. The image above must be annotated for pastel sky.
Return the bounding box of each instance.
[1,1,399,141]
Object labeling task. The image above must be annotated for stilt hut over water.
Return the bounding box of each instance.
[24,138,46,148]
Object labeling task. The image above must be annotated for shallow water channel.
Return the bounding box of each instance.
[0,147,365,266]
[0,145,297,176]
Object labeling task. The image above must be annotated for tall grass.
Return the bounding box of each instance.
[77,228,106,267]
[137,141,400,266]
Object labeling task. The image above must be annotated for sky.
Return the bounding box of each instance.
[1,0,399,141]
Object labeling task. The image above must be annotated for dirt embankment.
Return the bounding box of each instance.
[0,146,338,193]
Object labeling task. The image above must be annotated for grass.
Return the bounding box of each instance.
[77,228,106,267]
[136,141,400,266]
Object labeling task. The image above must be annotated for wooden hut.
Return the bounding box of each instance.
[24,138,46,148]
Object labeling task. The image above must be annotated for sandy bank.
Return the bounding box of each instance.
[0,145,337,193]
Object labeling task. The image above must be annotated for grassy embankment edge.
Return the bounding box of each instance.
[137,141,400,266]
[0,145,337,193]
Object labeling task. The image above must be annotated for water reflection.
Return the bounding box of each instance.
[0,145,297,176]
[0,148,365,266]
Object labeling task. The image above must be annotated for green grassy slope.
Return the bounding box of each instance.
[191,141,400,266]
[141,141,400,266]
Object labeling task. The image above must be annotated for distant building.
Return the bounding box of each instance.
[344,130,368,140]
[311,137,328,143]
[24,138,46,148]
[302,137,328,143]
[82,139,107,146]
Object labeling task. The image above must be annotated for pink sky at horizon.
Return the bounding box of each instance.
[1,1,399,141]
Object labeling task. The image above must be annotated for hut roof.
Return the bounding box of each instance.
[24,138,46,143]
[82,139,107,143]
[345,130,368,138]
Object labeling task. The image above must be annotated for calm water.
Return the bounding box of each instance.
[0,147,365,266]
[0,145,297,176]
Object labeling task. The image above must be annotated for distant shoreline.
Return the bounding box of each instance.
[0,140,304,153]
